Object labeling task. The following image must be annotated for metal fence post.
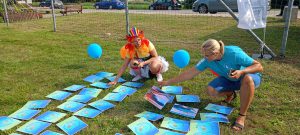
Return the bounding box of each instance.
[218,0,277,58]
[280,0,294,57]
[125,0,129,35]
[2,0,9,26]
[51,0,56,32]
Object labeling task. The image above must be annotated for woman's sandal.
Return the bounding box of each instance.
[231,113,246,131]
[221,91,237,104]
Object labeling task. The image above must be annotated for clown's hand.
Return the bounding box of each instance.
[138,62,145,68]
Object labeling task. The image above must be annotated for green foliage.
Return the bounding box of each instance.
[128,1,150,10]
[182,0,195,9]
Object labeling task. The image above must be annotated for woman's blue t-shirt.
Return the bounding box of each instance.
[195,46,257,81]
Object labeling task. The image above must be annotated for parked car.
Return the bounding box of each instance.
[94,0,125,9]
[39,0,64,9]
[192,0,271,14]
[149,0,181,10]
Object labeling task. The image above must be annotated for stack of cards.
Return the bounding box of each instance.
[35,111,67,123]
[112,85,137,96]
[170,103,199,118]
[106,76,126,83]
[204,103,234,115]
[23,100,51,109]
[200,113,229,123]
[103,93,127,102]
[161,86,183,95]
[187,120,220,135]
[0,116,22,130]
[17,120,51,135]
[57,101,86,112]
[83,75,104,83]
[79,88,102,98]
[90,82,111,89]
[67,95,94,103]
[46,90,72,101]
[134,111,164,121]
[95,72,114,78]
[127,118,159,135]
[144,86,173,110]
[9,108,41,120]
[88,100,115,112]
[74,108,103,118]
[122,82,144,88]
[57,116,87,135]
[160,117,190,133]
[176,95,200,103]
[64,85,86,92]
[157,128,185,135]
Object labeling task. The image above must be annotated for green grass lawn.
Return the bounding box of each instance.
[0,13,299,135]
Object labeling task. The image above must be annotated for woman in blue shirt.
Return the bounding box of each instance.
[159,39,263,131]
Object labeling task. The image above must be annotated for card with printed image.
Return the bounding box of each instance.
[106,76,126,83]
[160,117,190,133]
[17,120,51,135]
[46,90,72,101]
[122,82,144,88]
[74,108,103,118]
[112,85,137,96]
[63,85,86,92]
[90,82,111,89]
[161,86,183,95]
[0,116,22,131]
[156,128,185,135]
[127,118,159,135]
[23,100,51,109]
[88,100,115,111]
[57,116,87,135]
[35,111,67,123]
[170,103,199,118]
[9,108,41,121]
[83,75,104,83]
[144,86,173,110]
[134,111,163,121]
[200,113,229,123]
[176,95,200,103]
[57,101,86,113]
[103,93,127,102]
[67,95,94,103]
[79,88,102,98]
[187,120,220,135]
[95,72,114,78]
[40,130,64,135]
[204,103,233,115]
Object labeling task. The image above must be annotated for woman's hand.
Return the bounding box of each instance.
[138,61,145,68]
[229,70,243,79]
[158,80,169,87]
[108,81,117,85]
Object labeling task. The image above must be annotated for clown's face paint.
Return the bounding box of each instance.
[133,37,142,48]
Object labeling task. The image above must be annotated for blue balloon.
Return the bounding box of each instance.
[87,43,102,59]
[173,50,190,68]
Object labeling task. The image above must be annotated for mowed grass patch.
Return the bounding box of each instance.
[0,13,299,135]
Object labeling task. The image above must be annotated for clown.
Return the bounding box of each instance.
[109,27,169,85]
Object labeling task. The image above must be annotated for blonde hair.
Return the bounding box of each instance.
[201,39,224,55]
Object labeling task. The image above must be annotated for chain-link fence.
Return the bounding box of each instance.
[1,0,299,57]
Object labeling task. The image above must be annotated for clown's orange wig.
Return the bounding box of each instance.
[120,27,151,59]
